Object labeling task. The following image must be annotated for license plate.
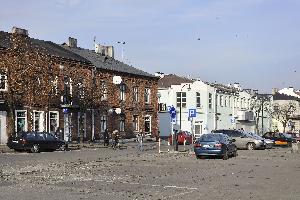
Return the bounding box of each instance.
[203,144,210,148]
[12,140,19,143]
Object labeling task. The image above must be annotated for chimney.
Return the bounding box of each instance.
[272,88,279,95]
[11,26,28,36]
[155,72,165,78]
[68,37,77,48]
[95,44,114,58]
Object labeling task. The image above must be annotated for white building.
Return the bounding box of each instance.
[157,74,257,136]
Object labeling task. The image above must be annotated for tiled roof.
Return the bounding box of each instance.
[0,31,89,62]
[0,30,156,79]
[158,74,193,88]
[273,92,300,101]
[0,31,11,49]
[62,46,157,78]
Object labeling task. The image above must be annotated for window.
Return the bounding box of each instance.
[133,115,139,132]
[176,92,186,108]
[145,88,151,104]
[120,84,126,101]
[63,76,72,104]
[100,81,107,101]
[119,115,125,132]
[133,86,139,102]
[0,69,7,91]
[78,79,85,99]
[50,76,58,95]
[196,92,201,108]
[33,111,45,132]
[228,96,231,107]
[224,96,227,107]
[100,115,107,132]
[36,133,45,140]
[144,116,151,133]
[208,93,213,109]
[219,95,223,107]
[15,110,27,132]
[49,111,59,133]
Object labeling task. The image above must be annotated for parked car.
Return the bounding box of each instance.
[247,132,274,149]
[286,132,300,143]
[212,129,265,150]
[169,131,192,145]
[194,133,237,160]
[263,132,296,147]
[7,132,68,153]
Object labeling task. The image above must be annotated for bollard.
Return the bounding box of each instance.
[291,143,299,153]
[158,138,161,153]
[183,139,186,151]
[167,141,170,152]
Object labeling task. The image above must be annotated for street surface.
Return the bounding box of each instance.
[0,142,300,200]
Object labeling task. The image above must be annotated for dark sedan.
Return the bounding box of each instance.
[194,133,237,160]
[7,132,68,153]
[263,132,296,147]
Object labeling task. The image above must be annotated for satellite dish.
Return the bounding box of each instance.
[115,108,121,114]
[113,76,122,84]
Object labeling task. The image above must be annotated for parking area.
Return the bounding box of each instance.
[0,143,300,200]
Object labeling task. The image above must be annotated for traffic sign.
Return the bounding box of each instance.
[189,109,196,118]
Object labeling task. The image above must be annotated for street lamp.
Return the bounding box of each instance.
[116,41,126,62]
[179,83,191,130]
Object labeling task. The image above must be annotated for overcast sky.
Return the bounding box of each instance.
[1,0,299,93]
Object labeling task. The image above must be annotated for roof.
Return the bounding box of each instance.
[62,46,156,78]
[0,30,156,79]
[158,74,193,88]
[0,31,89,62]
[273,92,300,101]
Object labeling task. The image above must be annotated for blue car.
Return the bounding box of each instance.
[194,133,237,160]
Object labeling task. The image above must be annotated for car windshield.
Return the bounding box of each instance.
[282,133,292,138]
[199,134,223,142]
[247,132,263,140]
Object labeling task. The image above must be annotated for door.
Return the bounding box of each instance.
[0,111,7,144]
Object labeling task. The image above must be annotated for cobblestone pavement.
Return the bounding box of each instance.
[0,142,300,200]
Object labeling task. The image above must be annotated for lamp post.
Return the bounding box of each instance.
[116,41,126,62]
[179,84,191,130]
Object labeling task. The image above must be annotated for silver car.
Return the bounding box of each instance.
[248,132,274,149]
[212,130,265,150]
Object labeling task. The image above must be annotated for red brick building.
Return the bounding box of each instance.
[0,27,158,144]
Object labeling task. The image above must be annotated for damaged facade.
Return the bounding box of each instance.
[0,27,158,144]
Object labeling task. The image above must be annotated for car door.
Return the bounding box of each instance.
[44,133,59,150]
[223,135,234,154]
[35,132,47,150]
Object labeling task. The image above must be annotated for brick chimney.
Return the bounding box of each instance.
[68,37,77,48]
[95,44,114,58]
[11,26,28,36]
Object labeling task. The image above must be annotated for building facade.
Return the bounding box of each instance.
[157,74,259,136]
[0,27,158,144]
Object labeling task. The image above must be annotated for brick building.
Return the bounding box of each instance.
[0,27,158,144]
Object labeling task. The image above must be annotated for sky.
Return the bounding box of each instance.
[1,0,300,93]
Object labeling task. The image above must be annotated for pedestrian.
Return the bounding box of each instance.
[103,129,109,146]
[112,130,119,149]
[137,129,144,151]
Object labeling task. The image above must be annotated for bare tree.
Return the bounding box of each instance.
[272,102,296,132]
[250,95,272,134]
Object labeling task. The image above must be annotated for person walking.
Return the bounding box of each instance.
[137,129,144,151]
[111,130,119,149]
[103,129,109,146]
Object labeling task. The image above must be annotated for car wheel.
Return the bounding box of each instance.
[247,142,256,150]
[59,144,67,151]
[232,148,238,157]
[31,144,40,153]
[223,150,228,160]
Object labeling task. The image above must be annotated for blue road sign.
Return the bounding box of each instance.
[189,109,196,118]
